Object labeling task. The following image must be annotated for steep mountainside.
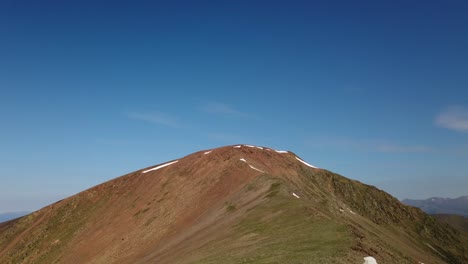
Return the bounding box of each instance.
[433,214,468,234]
[1,145,467,264]
[402,196,468,216]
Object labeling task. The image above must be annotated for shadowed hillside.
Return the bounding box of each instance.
[433,214,468,234]
[1,145,467,264]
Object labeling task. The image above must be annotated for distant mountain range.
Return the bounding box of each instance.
[1,145,467,263]
[0,211,30,223]
[402,196,468,217]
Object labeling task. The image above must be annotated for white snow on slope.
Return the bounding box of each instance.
[240,158,264,173]
[363,256,378,264]
[349,209,356,215]
[142,160,179,173]
[248,164,265,173]
[275,150,288,153]
[204,150,212,155]
[233,145,242,148]
[243,145,264,149]
[295,157,317,168]
[292,193,300,198]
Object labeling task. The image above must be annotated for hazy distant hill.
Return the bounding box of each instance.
[1,145,467,263]
[402,196,468,217]
[0,211,29,223]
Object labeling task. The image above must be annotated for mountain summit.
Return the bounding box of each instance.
[1,145,467,263]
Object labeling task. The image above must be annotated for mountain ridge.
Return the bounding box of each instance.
[402,196,468,217]
[1,145,466,263]
[0,212,30,223]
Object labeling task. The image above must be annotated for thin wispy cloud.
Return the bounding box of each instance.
[435,106,468,132]
[201,102,250,117]
[125,112,180,127]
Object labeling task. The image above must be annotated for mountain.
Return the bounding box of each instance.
[0,212,29,223]
[432,214,468,233]
[1,145,467,264]
[402,196,468,217]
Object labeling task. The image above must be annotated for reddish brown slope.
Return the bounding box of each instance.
[0,145,466,264]
[0,146,292,263]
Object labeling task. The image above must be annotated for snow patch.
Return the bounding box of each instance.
[295,157,317,168]
[339,209,345,212]
[233,145,242,148]
[292,193,300,198]
[243,145,264,149]
[275,150,288,153]
[248,164,265,173]
[204,150,212,155]
[265,148,271,151]
[349,209,356,215]
[363,256,378,264]
[142,160,179,173]
[239,158,265,173]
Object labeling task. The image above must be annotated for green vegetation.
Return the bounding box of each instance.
[225,202,236,212]
[264,182,281,198]
[433,214,468,233]
[196,183,352,264]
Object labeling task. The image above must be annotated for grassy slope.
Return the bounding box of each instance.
[192,179,353,264]
[0,190,113,264]
[318,170,468,264]
[433,214,468,233]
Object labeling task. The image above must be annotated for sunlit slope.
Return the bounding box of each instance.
[1,145,466,263]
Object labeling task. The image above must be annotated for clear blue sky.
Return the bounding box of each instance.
[1,0,468,213]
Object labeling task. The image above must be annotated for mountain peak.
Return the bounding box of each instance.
[136,144,319,186]
[1,145,467,264]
